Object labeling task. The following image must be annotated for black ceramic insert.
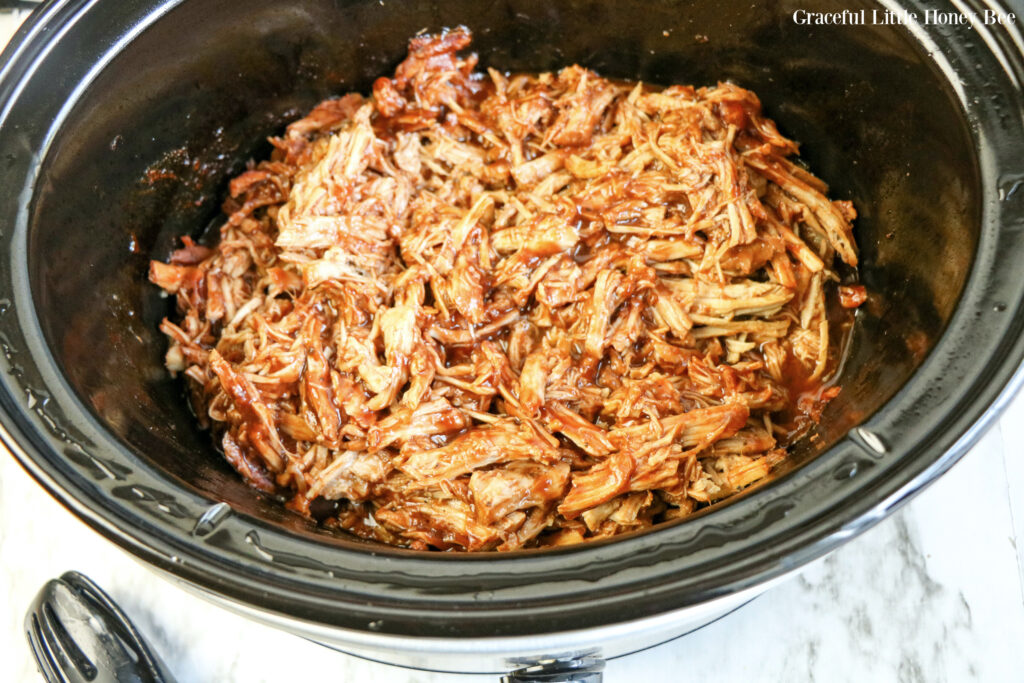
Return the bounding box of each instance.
[0,0,1022,639]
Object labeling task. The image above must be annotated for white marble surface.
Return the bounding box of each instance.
[4,9,1024,682]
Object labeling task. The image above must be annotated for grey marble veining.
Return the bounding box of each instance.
[999,398,1024,595]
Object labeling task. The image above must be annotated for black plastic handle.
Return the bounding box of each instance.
[25,571,178,683]
[502,651,605,682]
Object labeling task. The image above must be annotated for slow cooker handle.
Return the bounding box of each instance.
[501,651,605,682]
[25,571,178,683]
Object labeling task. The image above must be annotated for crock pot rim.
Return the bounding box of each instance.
[2,0,1023,639]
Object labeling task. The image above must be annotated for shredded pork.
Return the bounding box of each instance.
[150,28,862,551]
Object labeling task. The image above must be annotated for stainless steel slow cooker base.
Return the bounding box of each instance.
[26,565,771,680]
[172,569,786,675]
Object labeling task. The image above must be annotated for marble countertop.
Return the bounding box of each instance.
[3,8,1024,682]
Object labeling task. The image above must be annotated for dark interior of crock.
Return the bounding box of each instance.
[25,0,979,541]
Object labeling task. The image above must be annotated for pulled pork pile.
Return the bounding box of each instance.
[150,28,864,551]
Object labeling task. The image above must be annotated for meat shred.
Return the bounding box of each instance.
[150,28,863,551]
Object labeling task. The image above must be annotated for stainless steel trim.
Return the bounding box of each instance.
[147,561,814,674]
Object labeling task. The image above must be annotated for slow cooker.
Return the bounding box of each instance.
[2,0,1024,676]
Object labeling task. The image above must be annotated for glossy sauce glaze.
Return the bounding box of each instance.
[149,27,864,550]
